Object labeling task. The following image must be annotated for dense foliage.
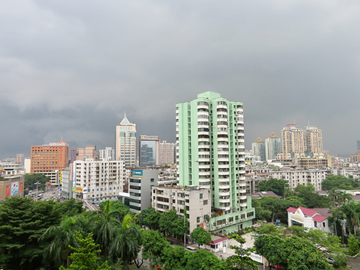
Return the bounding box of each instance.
[24,173,50,191]
[190,227,211,247]
[255,234,332,269]
[0,197,61,269]
[258,178,288,197]
[322,175,360,190]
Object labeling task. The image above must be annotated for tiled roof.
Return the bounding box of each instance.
[298,206,318,216]
[287,207,297,212]
[312,215,327,222]
[211,236,228,244]
[312,208,331,218]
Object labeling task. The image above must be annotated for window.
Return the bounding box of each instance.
[197,217,200,223]
[150,178,154,183]
[200,193,203,199]
[203,200,208,205]
[323,222,326,227]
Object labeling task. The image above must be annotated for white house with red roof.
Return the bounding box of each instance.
[287,206,330,233]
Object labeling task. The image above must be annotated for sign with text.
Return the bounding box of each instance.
[132,169,143,177]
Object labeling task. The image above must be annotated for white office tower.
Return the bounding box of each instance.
[99,147,115,161]
[72,159,125,202]
[115,114,137,166]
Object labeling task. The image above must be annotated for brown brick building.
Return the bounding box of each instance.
[30,141,69,174]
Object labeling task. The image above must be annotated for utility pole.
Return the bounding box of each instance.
[35,181,40,200]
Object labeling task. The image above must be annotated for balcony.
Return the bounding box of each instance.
[197,111,209,117]
[217,104,227,110]
[197,104,209,110]
[199,171,210,176]
[219,198,230,203]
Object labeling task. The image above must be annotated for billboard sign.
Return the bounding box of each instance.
[20,183,24,193]
[132,169,143,177]
[11,182,19,196]
[0,167,4,176]
[6,186,10,197]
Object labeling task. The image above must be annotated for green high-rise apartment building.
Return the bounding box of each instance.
[176,91,255,233]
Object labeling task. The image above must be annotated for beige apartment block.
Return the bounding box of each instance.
[305,126,323,154]
[270,168,327,191]
[76,146,98,161]
[159,140,175,165]
[281,124,305,154]
[152,185,211,233]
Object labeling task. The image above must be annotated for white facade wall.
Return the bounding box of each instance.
[288,209,330,233]
[152,186,212,233]
[271,169,327,191]
[73,160,125,202]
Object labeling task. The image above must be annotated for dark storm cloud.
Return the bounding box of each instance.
[1,0,360,159]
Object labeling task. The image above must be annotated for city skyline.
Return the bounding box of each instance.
[2,1,360,159]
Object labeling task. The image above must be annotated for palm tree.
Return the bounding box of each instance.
[337,191,353,206]
[109,214,142,270]
[94,200,122,261]
[327,189,338,207]
[40,216,83,268]
[339,200,360,236]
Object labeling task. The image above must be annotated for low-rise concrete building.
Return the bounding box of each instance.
[287,206,331,233]
[152,185,211,232]
[0,176,25,202]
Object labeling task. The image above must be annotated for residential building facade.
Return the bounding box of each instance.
[252,138,266,162]
[152,186,212,232]
[176,91,254,233]
[270,168,327,191]
[115,114,137,167]
[99,147,115,161]
[159,140,175,165]
[264,132,281,161]
[72,159,126,202]
[281,124,305,155]
[76,146,98,161]
[305,126,323,154]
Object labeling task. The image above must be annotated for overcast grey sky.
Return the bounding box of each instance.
[1,0,360,159]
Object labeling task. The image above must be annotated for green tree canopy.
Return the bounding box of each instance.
[59,232,110,270]
[24,173,50,191]
[159,209,178,235]
[162,246,191,270]
[225,234,258,270]
[138,206,161,230]
[0,197,61,270]
[99,200,130,221]
[255,235,332,270]
[56,198,84,217]
[141,230,172,267]
[186,249,220,270]
[258,178,288,197]
[322,175,360,191]
[190,227,211,247]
